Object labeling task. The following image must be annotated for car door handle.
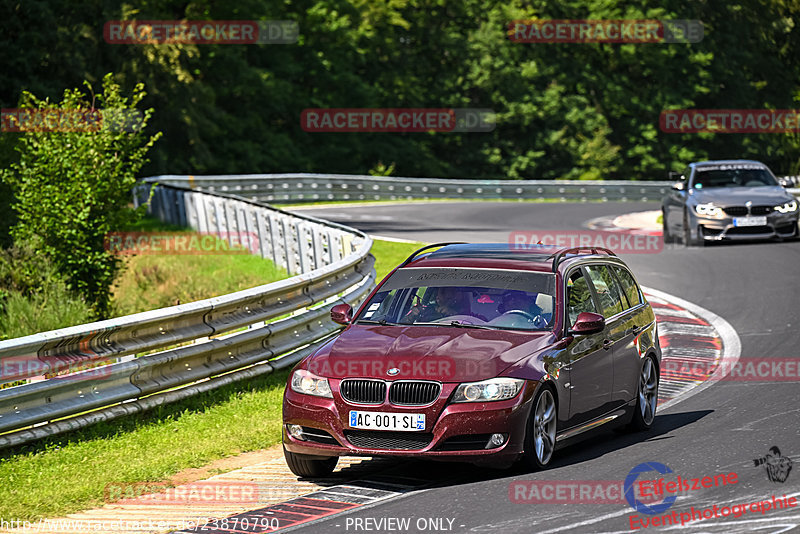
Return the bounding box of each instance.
[602,339,614,350]
[626,325,642,336]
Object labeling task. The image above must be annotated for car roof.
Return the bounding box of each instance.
[690,159,767,168]
[402,243,619,273]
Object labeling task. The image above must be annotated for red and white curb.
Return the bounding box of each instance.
[586,212,662,236]
[643,286,740,411]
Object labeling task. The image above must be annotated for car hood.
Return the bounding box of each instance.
[689,186,792,206]
[304,325,555,382]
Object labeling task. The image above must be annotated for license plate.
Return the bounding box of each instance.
[733,216,767,227]
[349,411,425,431]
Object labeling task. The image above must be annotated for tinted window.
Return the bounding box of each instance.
[567,269,596,327]
[691,167,777,189]
[357,267,556,331]
[584,265,626,318]
[612,266,642,308]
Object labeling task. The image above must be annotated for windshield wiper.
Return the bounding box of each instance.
[355,319,396,326]
[412,321,499,330]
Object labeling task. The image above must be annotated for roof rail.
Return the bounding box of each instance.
[398,242,467,268]
[550,247,616,273]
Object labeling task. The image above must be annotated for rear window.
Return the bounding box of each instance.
[612,266,642,308]
[584,265,627,318]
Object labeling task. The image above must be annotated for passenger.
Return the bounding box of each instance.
[498,290,541,316]
[498,290,547,327]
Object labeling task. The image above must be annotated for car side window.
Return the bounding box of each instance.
[584,265,627,318]
[611,266,642,308]
[567,269,597,327]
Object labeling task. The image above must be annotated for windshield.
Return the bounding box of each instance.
[691,167,778,189]
[356,267,556,331]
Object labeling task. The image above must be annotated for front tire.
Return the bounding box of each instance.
[284,447,338,478]
[662,210,675,244]
[522,386,558,470]
[628,357,658,431]
[683,213,704,247]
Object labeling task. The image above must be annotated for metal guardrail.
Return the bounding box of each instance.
[143,173,800,204]
[144,174,677,203]
[144,174,800,204]
[0,184,375,449]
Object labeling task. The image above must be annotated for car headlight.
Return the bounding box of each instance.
[290,369,332,398]
[774,200,798,213]
[694,203,722,217]
[452,378,524,403]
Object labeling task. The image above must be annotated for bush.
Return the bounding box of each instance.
[2,73,161,318]
[0,245,90,340]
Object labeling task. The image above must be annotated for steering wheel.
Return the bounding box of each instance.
[502,309,537,321]
[502,310,547,328]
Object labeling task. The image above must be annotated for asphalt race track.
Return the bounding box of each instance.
[275,201,800,533]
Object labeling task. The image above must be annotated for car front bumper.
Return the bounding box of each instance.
[282,380,537,466]
[692,211,798,241]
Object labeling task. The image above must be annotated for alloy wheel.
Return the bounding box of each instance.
[533,389,557,464]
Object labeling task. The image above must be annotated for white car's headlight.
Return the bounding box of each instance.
[694,203,722,217]
[774,200,798,213]
[452,378,524,403]
[291,369,332,398]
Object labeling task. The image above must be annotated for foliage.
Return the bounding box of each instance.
[1,74,161,317]
[0,0,799,179]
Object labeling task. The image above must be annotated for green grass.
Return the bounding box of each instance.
[370,239,426,281]
[0,238,427,522]
[0,217,288,339]
[112,216,288,315]
[0,278,91,341]
[0,369,289,521]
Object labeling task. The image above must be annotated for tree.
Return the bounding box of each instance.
[2,73,161,317]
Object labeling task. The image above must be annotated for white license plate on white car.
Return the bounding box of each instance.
[733,216,767,227]
[349,411,425,431]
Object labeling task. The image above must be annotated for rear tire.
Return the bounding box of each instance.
[521,386,558,470]
[283,447,338,478]
[627,357,658,432]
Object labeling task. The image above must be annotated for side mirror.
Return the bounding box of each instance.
[330,303,353,325]
[671,181,685,192]
[568,312,605,336]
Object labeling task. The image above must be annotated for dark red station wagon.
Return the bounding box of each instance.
[282,243,661,476]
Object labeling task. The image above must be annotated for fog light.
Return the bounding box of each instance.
[288,424,304,440]
[487,433,507,449]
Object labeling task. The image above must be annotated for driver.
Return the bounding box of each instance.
[404,286,465,322]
